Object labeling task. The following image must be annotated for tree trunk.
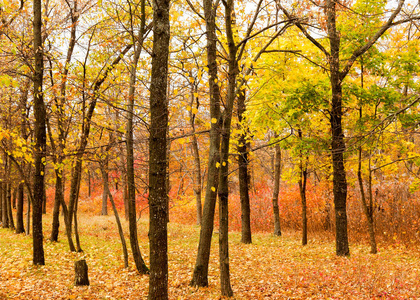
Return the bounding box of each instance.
[6,183,15,230]
[298,129,308,246]
[12,187,17,209]
[1,183,8,228]
[42,182,47,214]
[237,90,251,244]
[74,176,82,252]
[272,143,282,236]
[26,189,31,235]
[15,183,25,234]
[148,0,170,296]
[326,0,349,256]
[106,185,129,268]
[217,0,237,295]
[50,170,63,241]
[125,0,149,275]
[189,85,202,226]
[74,260,89,286]
[190,0,221,287]
[32,0,45,265]
[101,160,109,216]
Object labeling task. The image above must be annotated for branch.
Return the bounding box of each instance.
[340,0,405,79]
[276,1,330,57]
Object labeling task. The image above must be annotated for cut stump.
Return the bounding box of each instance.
[74,259,90,286]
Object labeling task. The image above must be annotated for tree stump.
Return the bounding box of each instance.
[74,259,90,286]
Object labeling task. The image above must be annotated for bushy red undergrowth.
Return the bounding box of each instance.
[45,177,420,246]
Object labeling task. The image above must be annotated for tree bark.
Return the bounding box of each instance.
[272,143,282,236]
[101,160,109,216]
[74,260,89,286]
[189,85,202,226]
[15,183,25,234]
[148,0,170,297]
[32,0,45,265]
[106,185,129,268]
[326,0,349,256]
[126,0,149,275]
[298,129,308,246]
[237,90,251,244]
[50,171,63,241]
[6,183,15,230]
[1,183,8,228]
[190,0,221,288]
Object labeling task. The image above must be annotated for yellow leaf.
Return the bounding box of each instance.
[192,107,198,114]
[216,162,220,168]
[211,118,217,124]
[211,187,216,192]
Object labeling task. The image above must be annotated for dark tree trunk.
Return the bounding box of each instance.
[272,143,281,236]
[237,90,251,244]
[189,85,202,226]
[126,0,149,275]
[42,183,47,214]
[6,183,15,230]
[50,171,63,242]
[326,0,349,256]
[32,0,45,265]
[106,184,129,267]
[216,0,237,295]
[298,129,308,246]
[12,188,17,209]
[1,183,8,228]
[26,187,31,235]
[88,169,91,198]
[148,0,170,297]
[16,183,25,233]
[74,260,89,286]
[190,0,221,287]
[122,171,129,221]
[101,160,109,216]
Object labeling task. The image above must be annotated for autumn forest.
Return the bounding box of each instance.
[1,0,420,299]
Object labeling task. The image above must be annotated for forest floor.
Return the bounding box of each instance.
[1,213,420,299]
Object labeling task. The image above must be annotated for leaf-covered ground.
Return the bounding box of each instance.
[1,214,419,299]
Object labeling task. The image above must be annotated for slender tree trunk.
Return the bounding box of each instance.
[190,0,221,287]
[88,169,91,198]
[50,170,63,241]
[74,175,82,252]
[16,183,25,233]
[326,0,349,256]
[272,143,281,236]
[12,188,17,209]
[101,160,109,216]
[148,0,170,296]
[122,166,129,221]
[32,0,45,265]
[298,129,308,246]
[42,183,47,214]
[126,0,149,275]
[237,90,251,244]
[1,183,8,228]
[217,0,237,295]
[189,85,202,226]
[6,183,15,230]
[26,189,31,235]
[106,186,129,267]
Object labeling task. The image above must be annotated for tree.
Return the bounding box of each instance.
[32,0,45,265]
[147,0,171,297]
[278,0,416,256]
